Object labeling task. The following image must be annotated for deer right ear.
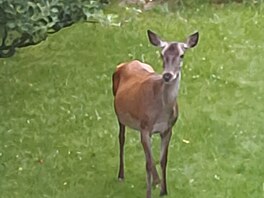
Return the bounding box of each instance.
[147,30,165,47]
[186,32,199,48]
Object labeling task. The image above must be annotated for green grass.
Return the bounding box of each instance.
[1,3,264,198]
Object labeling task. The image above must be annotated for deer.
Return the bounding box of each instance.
[112,29,199,198]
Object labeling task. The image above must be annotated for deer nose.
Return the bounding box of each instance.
[162,73,173,82]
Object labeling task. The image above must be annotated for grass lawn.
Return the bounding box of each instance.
[0,2,264,198]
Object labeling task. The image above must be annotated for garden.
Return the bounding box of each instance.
[0,0,264,197]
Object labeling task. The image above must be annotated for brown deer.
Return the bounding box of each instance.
[112,30,199,198]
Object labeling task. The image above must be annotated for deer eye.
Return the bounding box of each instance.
[180,54,184,59]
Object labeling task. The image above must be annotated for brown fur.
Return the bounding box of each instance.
[113,60,177,132]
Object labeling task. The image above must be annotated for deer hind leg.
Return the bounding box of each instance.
[151,158,160,187]
[160,128,172,196]
[118,122,126,181]
[140,132,153,198]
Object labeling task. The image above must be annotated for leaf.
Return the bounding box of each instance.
[16,5,27,14]
[51,7,59,14]
[6,22,16,29]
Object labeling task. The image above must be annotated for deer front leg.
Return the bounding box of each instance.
[141,132,153,198]
[160,128,172,196]
[118,122,125,180]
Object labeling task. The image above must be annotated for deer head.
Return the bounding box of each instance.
[147,30,199,83]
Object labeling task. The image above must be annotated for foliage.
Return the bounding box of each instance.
[0,0,109,58]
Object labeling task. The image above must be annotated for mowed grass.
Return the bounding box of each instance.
[1,3,264,198]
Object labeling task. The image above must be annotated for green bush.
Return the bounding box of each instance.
[0,0,109,58]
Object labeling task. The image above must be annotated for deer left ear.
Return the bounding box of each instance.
[147,30,166,48]
[186,32,199,48]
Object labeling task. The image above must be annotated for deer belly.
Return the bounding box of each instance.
[117,112,141,131]
[152,122,169,133]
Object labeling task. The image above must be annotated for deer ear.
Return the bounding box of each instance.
[147,30,166,47]
[186,32,199,48]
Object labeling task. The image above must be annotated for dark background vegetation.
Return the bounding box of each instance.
[0,0,108,57]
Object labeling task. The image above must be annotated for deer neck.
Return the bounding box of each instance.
[162,72,181,108]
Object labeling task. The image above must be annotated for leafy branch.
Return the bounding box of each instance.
[0,0,110,58]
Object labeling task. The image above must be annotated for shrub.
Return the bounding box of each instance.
[0,0,109,58]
